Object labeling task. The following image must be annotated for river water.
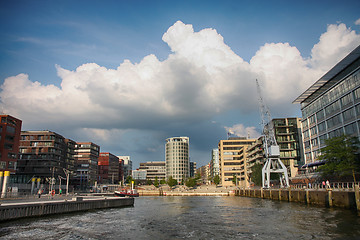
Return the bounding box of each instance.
[1,196,359,239]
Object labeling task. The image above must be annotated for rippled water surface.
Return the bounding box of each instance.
[1,196,360,239]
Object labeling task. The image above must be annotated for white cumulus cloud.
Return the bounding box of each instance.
[0,20,359,160]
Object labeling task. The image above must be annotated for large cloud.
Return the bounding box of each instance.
[1,21,359,164]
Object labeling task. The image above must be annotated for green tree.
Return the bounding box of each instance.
[167,176,177,188]
[125,175,133,184]
[160,179,166,185]
[154,176,159,188]
[185,177,196,188]
[147,179,153,185]
[250,163,263,186]
[232,174,237,185]
[213,175,220,186]
[317,135,360,183]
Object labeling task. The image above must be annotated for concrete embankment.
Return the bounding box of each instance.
[236,185,360,211]
[0,196,134,222]
[138,186,237,196]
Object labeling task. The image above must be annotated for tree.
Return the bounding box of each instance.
[317,135,360,183]
[232,174,237,185]
[125,175,133,184]
[167,176,177,188]
[213,175,220,186]
[154,176,159,188]
[250,163,263,186]
[160,179,166,185]
[147,179,153,185]
[185,178,196,188]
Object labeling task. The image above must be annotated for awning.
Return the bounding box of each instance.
[301,160,326,168]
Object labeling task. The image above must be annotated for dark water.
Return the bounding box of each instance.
[1,196,360,239]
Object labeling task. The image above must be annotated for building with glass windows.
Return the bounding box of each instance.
[0,115,22,174]
[165,136,189,183]
[218,137,256,187]
[139,161,165,182]
[210,148,220,178]
[294,45,360,166]
[74,142,100,190]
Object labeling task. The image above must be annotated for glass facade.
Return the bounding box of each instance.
[301,67,360,163]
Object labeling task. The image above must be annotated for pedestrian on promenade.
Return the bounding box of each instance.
[37,189,42,198]
[322,181,325,188]
[308,182,312,188]
[326,180,330,189]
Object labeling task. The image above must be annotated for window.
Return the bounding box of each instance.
[345,123,357,135]
[343,108,355,122]
[341,93,353,107]
[316,110,325,122]
[327,114,342,129]
[318,122,326,133]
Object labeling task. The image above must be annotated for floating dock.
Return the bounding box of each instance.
[0,196,134,221]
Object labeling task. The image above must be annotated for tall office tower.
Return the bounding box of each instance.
[210,148,220,178]
[219,137,256,187]
[165,136,189,183]
[0,115,22,174]
[98,152,120,184]
[74,142,100,190]
[17,130,68,183]
[294,45,360,167]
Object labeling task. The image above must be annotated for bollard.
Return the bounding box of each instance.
[1,171,10,198]
[327,189,333,207]
[0,171,3,194]
[31,177,36,195]
[355,184,360,212]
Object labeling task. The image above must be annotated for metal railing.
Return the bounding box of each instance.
[291,182,357,190]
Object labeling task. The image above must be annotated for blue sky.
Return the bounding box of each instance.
[1,0,360,168]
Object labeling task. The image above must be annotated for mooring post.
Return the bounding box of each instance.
[355,184,360,211]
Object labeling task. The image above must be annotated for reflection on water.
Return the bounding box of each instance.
[0,196,359,239]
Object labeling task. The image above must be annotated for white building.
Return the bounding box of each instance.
[210,148,220,177]
[165,136,190,183]
[118,156,132,180]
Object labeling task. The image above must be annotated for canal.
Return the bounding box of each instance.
[0,196,359,239]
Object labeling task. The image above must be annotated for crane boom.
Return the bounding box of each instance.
[256,79,289,188]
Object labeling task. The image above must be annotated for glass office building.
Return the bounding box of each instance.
[294,45,360,165]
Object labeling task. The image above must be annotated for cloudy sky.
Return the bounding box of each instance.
[1,0,360,169]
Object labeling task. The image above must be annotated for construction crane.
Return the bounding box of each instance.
[256,79,289,188]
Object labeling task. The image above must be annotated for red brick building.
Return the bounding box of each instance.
[0,115,22,174]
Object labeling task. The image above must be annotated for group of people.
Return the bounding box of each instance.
[37,188,62,198]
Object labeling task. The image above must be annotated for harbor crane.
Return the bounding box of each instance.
[256,79,289,188]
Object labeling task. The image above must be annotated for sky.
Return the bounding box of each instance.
[1,0,360,169]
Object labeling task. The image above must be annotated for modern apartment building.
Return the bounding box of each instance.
[219,137,256,187]
[272,118,304,177]
[246,136,265,183]
[210,148,220,178]
[74,142,100,190]
[17,131,68,183]
[139,161,165,182]
[98,152,120,184]
[0,115,22,174]
[294,45,360,166]
[165,136,189,183]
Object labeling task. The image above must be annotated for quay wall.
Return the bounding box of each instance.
[236,187,360,211]
[0,197,134,221]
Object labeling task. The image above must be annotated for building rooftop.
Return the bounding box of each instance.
[293,45,360,105]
